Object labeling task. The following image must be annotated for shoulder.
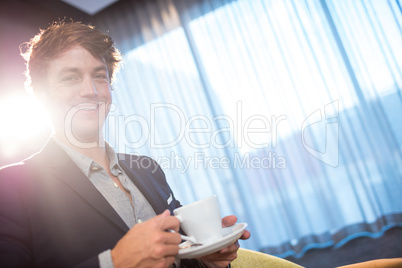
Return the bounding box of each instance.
[0,161,31,214]
[0,149,43,179]
[0,141,58,194]
[0,157,31,181]
[0,138,57,179]
[0,161,25,173]
[0,154,42,194]
[0,162,25,189]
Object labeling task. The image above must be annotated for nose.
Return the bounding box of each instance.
[80,77,98,97]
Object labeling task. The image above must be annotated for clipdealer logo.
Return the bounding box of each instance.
[63,100,340,169]
[65,101,287,151]
[301,100,339,167]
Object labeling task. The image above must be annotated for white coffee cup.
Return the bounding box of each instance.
[174,195,223,245]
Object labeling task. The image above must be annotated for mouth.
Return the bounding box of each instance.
[76,103,100,112]
[80,105,99,111]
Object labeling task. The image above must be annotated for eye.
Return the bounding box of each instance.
[94,73,108,80]
[61,76,80,83]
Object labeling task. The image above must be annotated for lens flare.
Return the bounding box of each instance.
[0,94,51,157]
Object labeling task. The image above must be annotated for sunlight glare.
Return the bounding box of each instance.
[0,94,51,157]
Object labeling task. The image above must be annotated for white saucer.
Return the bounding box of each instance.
[177,223,248,259]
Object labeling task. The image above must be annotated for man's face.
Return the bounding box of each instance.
[43,45,112,144]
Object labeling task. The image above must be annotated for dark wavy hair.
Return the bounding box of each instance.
[21,20,122,92]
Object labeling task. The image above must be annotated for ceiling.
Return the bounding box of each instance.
[61,0,119,15]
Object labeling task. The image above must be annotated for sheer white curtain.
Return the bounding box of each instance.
[95,0,402,257]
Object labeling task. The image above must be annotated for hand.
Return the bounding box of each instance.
[111,210,182,268]
[198,215,251,268]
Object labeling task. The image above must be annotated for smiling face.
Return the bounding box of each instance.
[42,46,112,145]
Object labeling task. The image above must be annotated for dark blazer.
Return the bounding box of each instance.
[0,139,200,267]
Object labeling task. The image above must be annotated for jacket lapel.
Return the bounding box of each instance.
[118,155,172,215]
[37,139,129,233]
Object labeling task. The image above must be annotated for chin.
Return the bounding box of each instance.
[67,123,102,145]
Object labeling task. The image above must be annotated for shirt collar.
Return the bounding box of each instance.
[52,136,123,177]
[106,143,124,176]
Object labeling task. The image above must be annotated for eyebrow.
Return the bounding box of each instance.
[93,65,108,73]
[56,65,108,76]
[57,67,80,76]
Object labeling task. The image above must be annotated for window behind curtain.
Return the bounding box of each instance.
[98,0,402,257]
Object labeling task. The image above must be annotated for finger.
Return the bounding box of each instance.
[150,244,180,260]
[158,209,171,218]
[240,230,251,240]
[200,241,239,261]
[151,230,182,246]
[160,215,181,232]
[222,215,237,227]
[150,209,171,224]
[163,231,182,245]
[162,244,180,256]
[219,241,240,254]
[199,251,237,266]
[162,256,176,267]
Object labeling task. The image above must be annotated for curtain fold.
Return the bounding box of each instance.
[94,0,402,257]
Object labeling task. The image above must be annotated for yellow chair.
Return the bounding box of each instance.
[231,248,304,268]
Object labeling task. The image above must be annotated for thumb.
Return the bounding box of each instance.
[222,215,237,227]
[159,209,171,218]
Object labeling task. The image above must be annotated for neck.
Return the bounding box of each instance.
[54,132,109,169]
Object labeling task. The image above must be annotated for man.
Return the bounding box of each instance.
[0,21,250,267]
